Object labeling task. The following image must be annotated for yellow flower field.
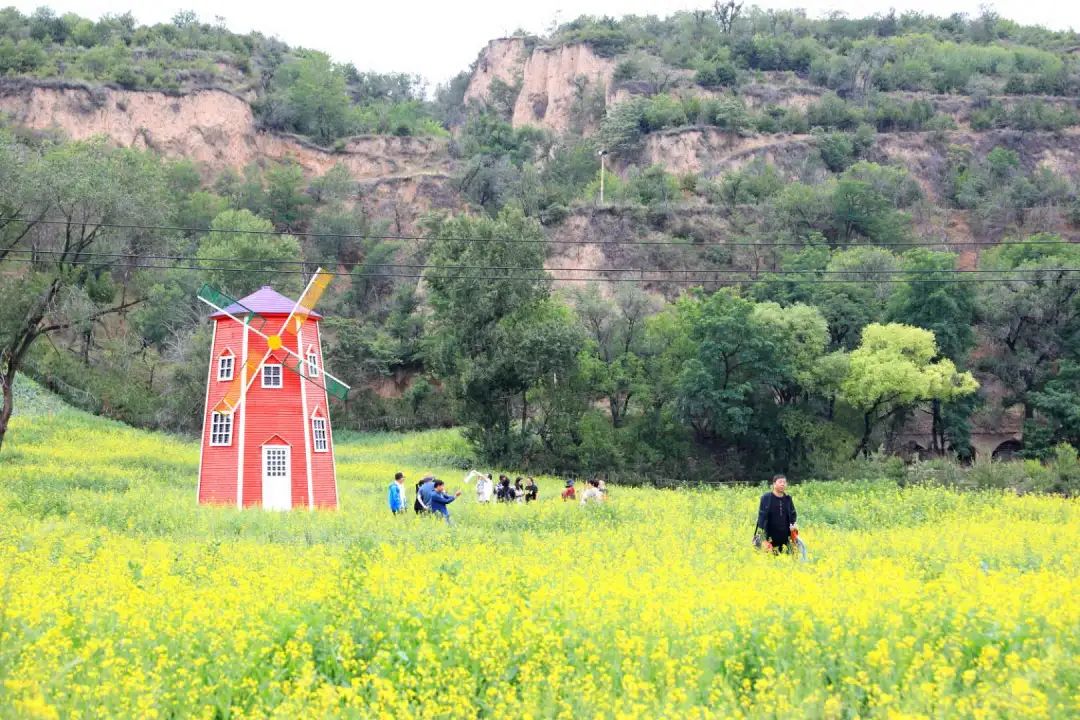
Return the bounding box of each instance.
[1,388,1077,718]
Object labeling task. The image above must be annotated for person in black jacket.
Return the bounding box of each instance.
[495,475,515,502]
[754,474,797,553]
[524,477,538,502]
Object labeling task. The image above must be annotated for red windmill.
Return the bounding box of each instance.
[195,270,349,510]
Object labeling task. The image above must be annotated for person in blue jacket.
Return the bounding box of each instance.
[427,478,461,523]
[415,476,434,514]
[388,471,406,515]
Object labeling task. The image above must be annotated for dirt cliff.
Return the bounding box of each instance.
[463,38,529,106]
[512,43,616,133]
[0,82,451,180]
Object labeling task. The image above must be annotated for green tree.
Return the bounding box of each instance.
[572,284,657,428]
[978,237,1080,432]
[674,290,831,472]
[754,245,897,351]
[831,175,910,244]
[262,51,355,144]
[196,209,302,296]
[1,137,170,451]
[675,291,789,439]
[597,98,648,153]
[841,323,978,458]
[424,208,582,464]
[455,113,548,215]
[263,162,312,232]
[1026,361,1080,452]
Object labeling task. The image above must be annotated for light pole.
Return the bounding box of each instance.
[598,149,608,205]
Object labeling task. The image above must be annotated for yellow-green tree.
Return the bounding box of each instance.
[842,323,978,458]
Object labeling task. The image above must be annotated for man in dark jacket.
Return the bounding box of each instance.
[754,474,797,553]
[415,476,434,515]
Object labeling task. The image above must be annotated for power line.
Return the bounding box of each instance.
[2,256,1076,284]
[7,248,1080,275]
[2,216,1079,249]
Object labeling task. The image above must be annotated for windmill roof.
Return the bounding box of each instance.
[210,286,322,319]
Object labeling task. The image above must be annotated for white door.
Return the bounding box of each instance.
[262,445,292,510]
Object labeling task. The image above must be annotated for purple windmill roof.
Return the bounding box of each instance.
[210,286,322,319]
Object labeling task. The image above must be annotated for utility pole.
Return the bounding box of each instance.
[598,149,608,205]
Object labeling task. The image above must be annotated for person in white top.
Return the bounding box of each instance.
[466,470,495,503]
[580,479,605,504]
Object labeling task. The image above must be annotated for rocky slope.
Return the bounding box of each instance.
[0,80,458,227]
[463,38,530,106]
[0,81,449,176]
[639,125,1080,194]
[466,39,616,133]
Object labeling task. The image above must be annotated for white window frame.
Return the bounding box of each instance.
[262,364,283,388]
[217,352,235,381]
[209,411,233,446]
[263,445,289,477]
[306,351,320,378]
[312,416,328,452]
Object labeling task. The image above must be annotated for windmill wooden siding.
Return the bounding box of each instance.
[197,287,338,509]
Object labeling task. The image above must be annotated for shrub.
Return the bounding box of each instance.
[112,62,139,89]
[626,164,680,205]
[970,100,1080,132]
[1003,75,1028,94]
[816,131,856,172]
[700,96,750,133]
[905,458,970,489]
[966,459,1036,492]
[806,93,865,131]
[613,57,643,83]
[641,94,688,132]
[539,203,570,226]
[695,61,738,89]
[555,20,631,57]
[871,96,936,132]
[716,160,785,205]
[1045,443,1080,496]
[825,453,907,483]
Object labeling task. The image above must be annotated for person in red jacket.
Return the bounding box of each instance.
[561,479,576,501]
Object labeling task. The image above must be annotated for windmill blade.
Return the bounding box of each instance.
[279,354,350,400]
[196,284,268,334]
[267,343,351,396]
[277,268,333,338]
[214,348,273,414]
